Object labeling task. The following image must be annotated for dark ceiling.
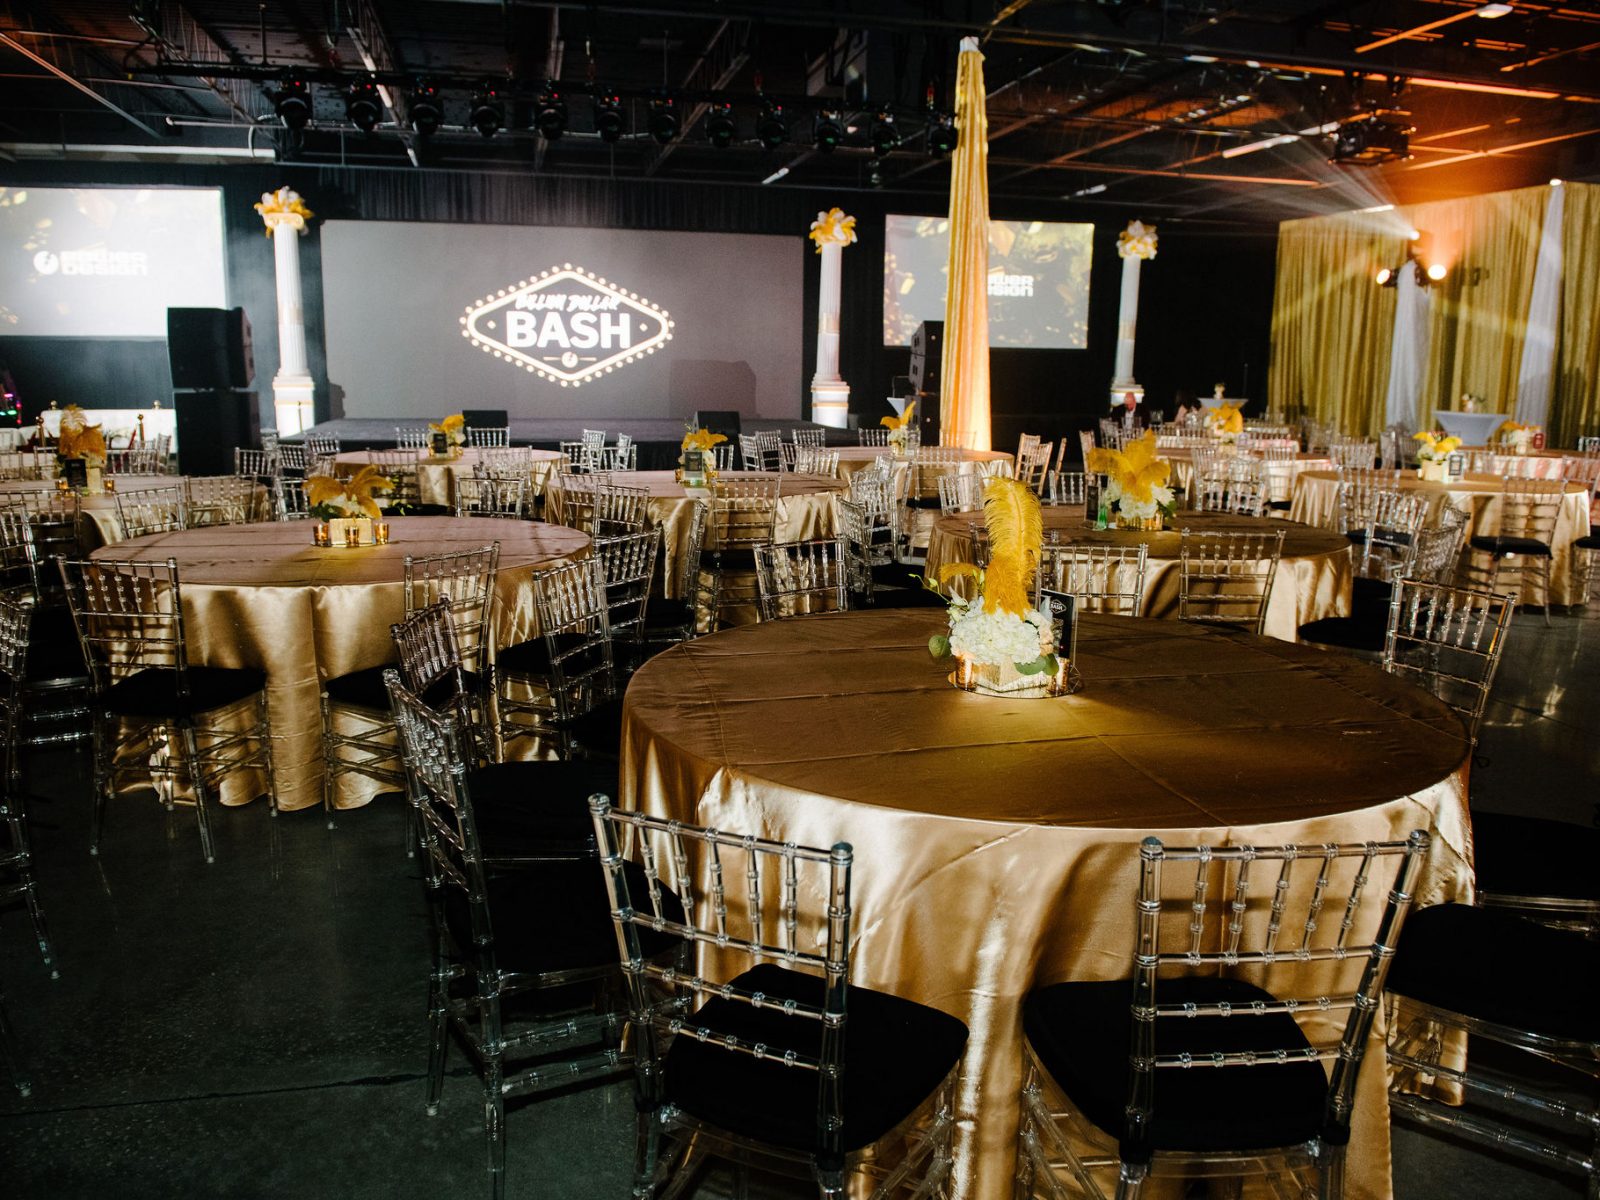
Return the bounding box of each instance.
[2,0,1598,224]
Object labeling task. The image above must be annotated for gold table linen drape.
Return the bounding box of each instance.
[88,517,591,812]
[833,446,1014,487]
[620,609,1473,1200]
[1159,450,1335,505]
[1288,470,1590,605]
[544,470,846,602]
[939,38,992,452]
[925,508,1352,642]
[0,475,251,549]
[335,448,567,508]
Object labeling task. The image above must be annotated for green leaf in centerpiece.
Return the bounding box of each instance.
[928,634,951,659]
[1014,655,1046,675]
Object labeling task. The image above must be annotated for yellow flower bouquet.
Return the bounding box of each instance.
[1497,420,1534,454]
[428,413,466,455]
[1206,400,1245,443]
[56,405,108,466]
[678,427,726,486]
[1085,430,1176,528]
[881,400,917,454]
[1413,431,1461,482]
[925,477,1068,697]
[306,465,393,520]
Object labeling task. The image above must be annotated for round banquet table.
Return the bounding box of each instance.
[334,447,567,508]
[834,444,1015,487]
[544,469,847,604]
[924,507,1352,642]
[1288,470,1591,605]
[1159,447,1334,504]
[90,517,590,812]
[0,475,202,550]
[1460,446,1573,481]
[621,608,1473,1200]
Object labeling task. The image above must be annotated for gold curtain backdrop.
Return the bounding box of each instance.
[938,37,992,452]
[1269,182,1599,439]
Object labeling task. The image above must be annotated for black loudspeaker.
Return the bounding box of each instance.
[462,409,508,429]
[167,307,253,390]
[918,394,941,447]
[694,409,742,441]
[174,390,261,476]
[908,320,943,394]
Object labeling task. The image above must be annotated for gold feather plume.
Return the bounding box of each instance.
[980,476,1041,616]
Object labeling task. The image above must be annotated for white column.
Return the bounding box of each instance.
[256,188,316,437]
[809,208,856,429]
[1109,221,1156,407]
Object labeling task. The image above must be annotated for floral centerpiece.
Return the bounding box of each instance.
[1206,400,1244,444]
[306,465,392,545]
[1412,431,1461,482]
[678,427,726,487]
[56,405,108,489]
[925,477,1063,697]
[1085,430,1177,530]
[428,413,466,457]
[882,400,917,455]
[1497,420,1534,455]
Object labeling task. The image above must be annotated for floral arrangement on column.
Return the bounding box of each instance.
[808,207,858,251]
[1412,432,1461,482]
[882,400,917,456]
[1117,220,1158,261]
[926,477,1063,697]
[252,186,314,234]
[1086,430,1177,530]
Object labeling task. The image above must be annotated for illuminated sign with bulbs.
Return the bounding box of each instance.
[459,264,674,387]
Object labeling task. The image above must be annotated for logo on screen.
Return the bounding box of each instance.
[32,251,58,275]
[459,264,673,388]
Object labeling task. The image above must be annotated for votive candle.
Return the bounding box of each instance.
[313,522,331,547]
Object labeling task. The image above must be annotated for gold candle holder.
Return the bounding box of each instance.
[313,521,332,547]
[373,521,390,545]
[55,477,70,492]
[344,525,361,548]
[104,476,116,493]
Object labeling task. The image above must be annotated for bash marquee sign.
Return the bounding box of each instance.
[459,264,674,388]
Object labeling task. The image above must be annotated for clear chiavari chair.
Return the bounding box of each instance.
[857,427,890,447]
[1044,471,1087,507]
[905,444,963,522]
[0,451,42,482]
[1176,528,1286,633]
[1463,477,1565,624]
[1195,470,1266,518]
[1384,902,1600,1194]
[275,443,310,476]
[581,427,608,455]
[1332,469,1407,536]
[233,447,280,481]
[115,484,186,538]
[792,427,827,449]
[588,796,968,1200]
[304,432,340,459]
[320,544,500,828]
[111,444,166,476]
[394,427,431,451]
[594,529,659,657]
[705,476,780,629]
[601,435,637,471]
[366,449,423,514]
[753,428,784,472]
[1036,540,1148,617]
[185,475,261,527]
[1017,440,1053,495]
[0,593,55,977]
[754,537,850,621]
[1382,578,1513,744]
[273,476,312,521]
[592,482,650,538]
[937,471,986,517]
[389,675,668,1200]
[1017,831,1431,1200]
[1329,439,1377,470]
[480,445,533,477]
[792,447,840,477]
[466,426,510,449]
[1411,504,1468,585]
[641,499,709,648]
[3,491,81,575]
[559,440,597,474]
[453,474,526,520]
[57,555,276,862]
[738,433,765,471]
[1356,490,1428,581]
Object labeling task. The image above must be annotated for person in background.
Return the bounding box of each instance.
[1117,391,1148,431]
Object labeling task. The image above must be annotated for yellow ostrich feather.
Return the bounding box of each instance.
[306,465,393,519]
[980,476,1041,616]
[881,400,917,431]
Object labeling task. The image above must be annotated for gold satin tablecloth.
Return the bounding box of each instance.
[925,507,1352,642]
[1461,447,1572,480]
[335,448,567,508]
[545,469,846,603]
[0,475,204,549]
[1289,470,1590,605]
[621,608,1473,1200]
[89,517,590,813]
[1160,448,1334,504]
[834,445,1015,486]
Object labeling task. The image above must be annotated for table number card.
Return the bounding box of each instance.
[1040,588,1078,666]
[431,431,449,457]
[1446,451,1465,481]
[1084,474,1105,529]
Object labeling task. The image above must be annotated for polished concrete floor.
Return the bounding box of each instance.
[1,608,1595,1198]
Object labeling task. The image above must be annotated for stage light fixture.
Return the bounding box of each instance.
[1329,113,1413,166]
[648,96,679,144]
[274,76,313,131]
[870,110,899,156]
[756,99,787,149]
[814,109,844,153]
[407,81,442,136]
[927,110,959,155]
[594,92,624,142]
[1427,262,1448,281]
[706,101,737,148]
[534,83,568,140]
[344,78,382,133]
[1375,267,1394,286]
[469,83,504,138]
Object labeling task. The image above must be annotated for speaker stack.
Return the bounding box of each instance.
[909,320,943,445]
[166,307,260,476]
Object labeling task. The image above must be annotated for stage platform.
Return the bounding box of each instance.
[291,416,848,471]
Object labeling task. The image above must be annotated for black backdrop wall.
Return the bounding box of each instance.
[0,160,1276,451]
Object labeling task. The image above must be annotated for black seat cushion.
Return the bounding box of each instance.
[468,758,618,856]
[552,694,626,757]
[1350,576,1393,611]
[1470,812,1600,901]
[1386,903,1600,1042]
[442,856,681,976]
[1574,534,1600,550]
[665,962,968,1155]
[24,603,88,683]
[642,599,695,634]
[324,663,482,711]
[1296,613,1388,653]
[906,496,943,511]
[870,561,925,590]
[496,632,599,678]
[706,547,760,574]
[1468,535,1551,558]
[867,587,948,611]
[102,665,267,719]
[1024,975,1330,1157]
[1266,499,1292,512]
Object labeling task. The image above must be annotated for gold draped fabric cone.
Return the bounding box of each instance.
[939,37,991,452]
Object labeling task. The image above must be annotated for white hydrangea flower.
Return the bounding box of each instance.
[948,604,1050,667]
